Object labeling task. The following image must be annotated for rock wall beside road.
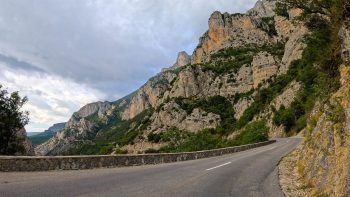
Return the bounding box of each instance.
[0,140,275,172]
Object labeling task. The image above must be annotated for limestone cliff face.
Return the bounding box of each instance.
[148,101,221,133]
[280,22,350,196]
[167,65,254,98]
[67,101,112,127]
[276,14,306,74]
[251,52,279,88]
[121,71,177,120]
[162,51,191,72]
[173,51,191,68]
[280,65,350,197]
[191,11,270,64]
[247,0,276,18]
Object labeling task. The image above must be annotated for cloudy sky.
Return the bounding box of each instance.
[0,0,257,132]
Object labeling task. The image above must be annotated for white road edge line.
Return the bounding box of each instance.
[205,162,232,171]
[267,146,277,150]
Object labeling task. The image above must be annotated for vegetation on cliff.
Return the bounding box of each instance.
[272,0,344,135]
[145,120,268,153]
[204,42,285,74]
[278,0,350,196]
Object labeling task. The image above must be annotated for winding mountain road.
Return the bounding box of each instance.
[0,138,301,197]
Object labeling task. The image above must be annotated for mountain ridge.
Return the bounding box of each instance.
[28,123,65,146]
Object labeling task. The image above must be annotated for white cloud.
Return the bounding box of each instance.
[0,63,105,132]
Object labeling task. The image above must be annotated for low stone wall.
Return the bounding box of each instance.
[0,140,275,172]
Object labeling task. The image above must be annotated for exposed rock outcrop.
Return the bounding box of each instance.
[121,72,176,120]
[271,80,301,111]
[234,97,254,120]
[148,101,221,133]
[252,51,279,88]
[247,0,276,18]
[162,51,191,72]
[191,11,271,64]
[277,18,306,74]
[16,128,34,156]
[173,51,191,68]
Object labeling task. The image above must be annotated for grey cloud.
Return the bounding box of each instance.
[0,0,258,132]
[0,53,45,73]
[0,0,257,100]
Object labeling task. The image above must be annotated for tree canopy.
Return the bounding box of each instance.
[0,84,29,155]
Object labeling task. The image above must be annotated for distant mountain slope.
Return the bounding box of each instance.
[29,123,65,146]
[38,123,66,136]
[27,132,41,137]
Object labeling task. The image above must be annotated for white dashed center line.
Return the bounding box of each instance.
[205,162,232,171]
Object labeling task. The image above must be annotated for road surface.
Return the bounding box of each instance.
[0,138,301,197]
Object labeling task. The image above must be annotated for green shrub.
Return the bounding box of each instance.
[327,97,345,123]
[114,148,128,154]
[257,17,278,37]
[98,144,114,155]
[295,115,307,132]
[228,120,269,146]
[275,2,289,18]
[85,112,101,123]
[160,127,185,143]
[117,130,139,146]
[144,148,159,153]
[273,106,295,132]
[158,128,224,153]
[147,132,162,143]
[147,119,270,153]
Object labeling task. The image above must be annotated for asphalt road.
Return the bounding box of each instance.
[0,138,301,197]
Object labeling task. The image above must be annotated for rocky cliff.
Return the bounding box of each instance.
[31,0,350,195]
[36,0,309,156]
[279,2,350,195]
[16,128,34,156]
